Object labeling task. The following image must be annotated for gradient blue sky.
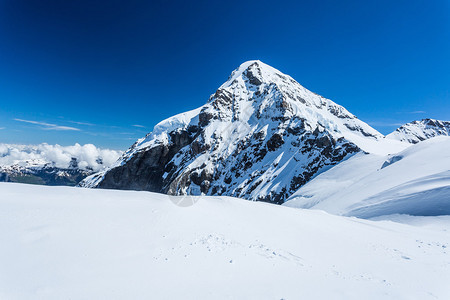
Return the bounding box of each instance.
[0,0,449,149]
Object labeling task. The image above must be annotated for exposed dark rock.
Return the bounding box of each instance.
[200,180,210,194]
[344,124,376,137]
[267,133,284,151]
[69,158,78,169]
[244,64,263,86]
[98,129,195,192]
[199,110,214,127]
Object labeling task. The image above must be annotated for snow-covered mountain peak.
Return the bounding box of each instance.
[219,60,327,109]
[221,60,285,89]
[207,61,400,154]
[387,118,450,144]
[81,61,408,202]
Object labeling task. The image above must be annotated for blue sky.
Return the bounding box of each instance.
[0,0,449,149]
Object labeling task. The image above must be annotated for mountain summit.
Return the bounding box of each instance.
[80,61,406,203]
[387,118,450,144]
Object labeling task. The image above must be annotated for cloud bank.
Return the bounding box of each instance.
[0,143,122,172]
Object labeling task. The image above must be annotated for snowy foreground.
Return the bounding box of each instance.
[1,183,449,299]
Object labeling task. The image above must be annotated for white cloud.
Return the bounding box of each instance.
[0,143,122,172]
[68,121,95,126]
[132,124,146,128]
[395,110,427,115]
[0,127,4,130]
[367,121,404,127]
[14,119,80,131]
[409,111,426,114]
[44,126,81,131]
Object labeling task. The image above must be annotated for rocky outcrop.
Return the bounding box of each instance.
[97,128,198,191]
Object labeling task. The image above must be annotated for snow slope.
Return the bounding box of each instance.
[285,137,450,217]
[1,183,449,299]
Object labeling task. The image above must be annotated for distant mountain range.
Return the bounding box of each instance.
[79,60,450,207]
[0,143,121,186]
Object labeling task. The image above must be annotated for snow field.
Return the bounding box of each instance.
[1,183,449,299]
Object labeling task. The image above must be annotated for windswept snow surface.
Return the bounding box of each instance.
[1,183,450,299]
[285,137,450,217]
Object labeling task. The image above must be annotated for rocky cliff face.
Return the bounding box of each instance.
[80,60,403,204]
[387,119,450,144]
